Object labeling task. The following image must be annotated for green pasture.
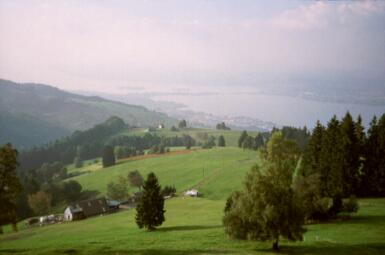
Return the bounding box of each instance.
[1,198,384,255]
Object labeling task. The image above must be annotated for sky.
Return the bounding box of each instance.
[0,0,384,94]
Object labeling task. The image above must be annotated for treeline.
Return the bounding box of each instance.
[300,112,385,199]
[18,116,127,174]
[224,111,385,250]
[18,117,198,174]
[238,126,309,151]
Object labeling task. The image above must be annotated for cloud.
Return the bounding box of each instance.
[271,0,385,30]
[0,1,384,93]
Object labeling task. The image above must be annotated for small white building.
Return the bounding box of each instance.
[184,189,199,197]
[158,123,165,129]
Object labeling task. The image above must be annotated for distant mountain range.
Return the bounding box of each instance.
[0,79,176,148]
[75,91,277,132]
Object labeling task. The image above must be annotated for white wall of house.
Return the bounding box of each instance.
[64,207,73,221]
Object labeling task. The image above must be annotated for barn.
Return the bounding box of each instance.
[64,197,117,221]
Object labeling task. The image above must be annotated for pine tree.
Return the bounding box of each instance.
[253,133,264,150]
[102,145,115,168]
[135,172,165,231]
[340,112,361,196]
[320,116,344,215]
[238,130,248,148]
[218,135,226,147]
[0,143,22,234]
[300,121,325,176]
[362,115,385,196]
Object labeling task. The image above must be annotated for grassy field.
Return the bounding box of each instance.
[116,128,260,147]
[1,143,384,254]
[1,198,384,255]
[69,147,259,200]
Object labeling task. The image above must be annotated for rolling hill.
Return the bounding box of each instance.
[69,147,259,200]
[1,147,385,255]
[0,79,176,148]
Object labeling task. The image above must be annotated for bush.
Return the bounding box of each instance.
[161,185,176,197]
[342,196,359,213]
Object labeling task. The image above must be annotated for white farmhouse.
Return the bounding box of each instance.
[184,189,199,197]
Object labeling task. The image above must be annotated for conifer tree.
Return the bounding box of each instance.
[238,130,248,147]
[218,135,226,147]
[102,145,115,168]
[253,133,264,150]
[0,143,22,234]
[362,114,385,196]
[135,172,165,231]
[320,116,344,214]
[300,121,324,176]
[340,112,361,196]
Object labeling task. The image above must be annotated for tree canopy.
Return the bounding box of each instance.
[224,132,305,250]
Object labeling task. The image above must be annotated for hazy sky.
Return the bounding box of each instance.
[0,0,384,94]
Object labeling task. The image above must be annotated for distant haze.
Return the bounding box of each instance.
[0,0,384,126]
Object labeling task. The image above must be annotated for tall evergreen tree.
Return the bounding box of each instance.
[320,116,344,215]
[238,130,248,148]
[178,119,187,129]
[0,143,22,234]
[102,145,115,168]
[253,133,264,150]
[340,112,361,196]
[300,121,325,176]
[135,172,165,231]
[218,135,226,147]
[362,115,385,196]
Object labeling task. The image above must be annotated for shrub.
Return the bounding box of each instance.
[342,196,359,213]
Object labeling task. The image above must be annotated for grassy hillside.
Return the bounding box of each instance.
[116,128,260,147]
[1,198,384,255]
[70,147,259,200]
[0,79,176,148]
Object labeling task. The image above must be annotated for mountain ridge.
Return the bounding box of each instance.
[0,79,176,148]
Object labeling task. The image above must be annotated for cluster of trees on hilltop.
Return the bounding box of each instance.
[216,122,231,130]
[238,131,266,150]
[238,126,309,151]
[18,116,127,174]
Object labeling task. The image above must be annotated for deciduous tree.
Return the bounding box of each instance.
[28,191,52,216]
[224,132,305,250]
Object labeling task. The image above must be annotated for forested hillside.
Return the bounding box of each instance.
[0,79,176,148]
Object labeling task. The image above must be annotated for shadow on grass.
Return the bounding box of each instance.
[67,170,91,178]
[255,242,385,255]
[157,225,222,232]
[345,215,385,224]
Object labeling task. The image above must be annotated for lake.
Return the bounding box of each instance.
[152,93,385,128]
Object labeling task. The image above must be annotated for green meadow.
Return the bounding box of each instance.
[70,147,259,199]
[1,197,384,255]
[1,147,385,255]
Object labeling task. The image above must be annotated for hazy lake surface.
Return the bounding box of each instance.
[153,94,385,128]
